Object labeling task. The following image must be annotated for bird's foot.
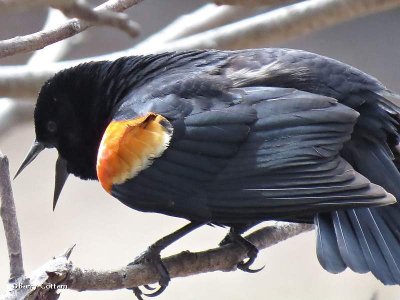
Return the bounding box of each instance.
[127,222,204,299]
[220,231,264,273]
[236,242,263,273]
[128,246,170,299]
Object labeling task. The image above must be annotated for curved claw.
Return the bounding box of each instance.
[131,282,169,300]
[143,283,168,297]
[237,258,265,273]
[129,246,171,299]
[222,229,264,273]
[128,223,203,299]
[143,284,156,291]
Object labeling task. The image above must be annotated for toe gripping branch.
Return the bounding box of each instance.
[128,222,204,299]
[221,228,264,273]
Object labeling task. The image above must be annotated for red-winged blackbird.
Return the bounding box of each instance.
[16,49,400,295]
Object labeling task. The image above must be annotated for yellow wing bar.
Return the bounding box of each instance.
[96,113,173,192]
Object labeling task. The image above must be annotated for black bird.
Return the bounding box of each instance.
[16,48,400,296]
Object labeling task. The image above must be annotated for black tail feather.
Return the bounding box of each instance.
[349,208,399,284]
[315,213,346,273]
[315,90,400,285]
[332,210,369,273]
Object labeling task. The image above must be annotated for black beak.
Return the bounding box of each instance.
[14,140,45,179]
[15,140,69,211]
[53,155,69,211]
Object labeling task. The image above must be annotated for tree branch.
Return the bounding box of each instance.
[1,223,312,299]
[0,117,312,297]
[0,0,142,59]
[0,8,78,137]
[1,0,400,99]
[0,153,24,280]
[69,223,313,291]
[132,4,257,53]
[0,10,77,299]
[214,0,297,6]
[149,0,400,52]
[50,0,139,37]
[28,8,82,64]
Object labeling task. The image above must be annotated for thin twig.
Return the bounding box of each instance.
[51,0,139,37]
[0,152,24,280]
[0,0,142,59]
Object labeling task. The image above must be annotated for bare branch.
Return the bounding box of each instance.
[132,4,256,53]
[148,0,400,52]
[51,0,139,37]
[0,0,142,59]
[28,8,81,65]
[0,20,81,60]
[69,223,313,290]
[0,8,77,137]
[2,246,74,300]
[1,223,312,298]
[0,153,24,280]
[1,0,399,99]
[0,9,80,297]
[214,0,297,6]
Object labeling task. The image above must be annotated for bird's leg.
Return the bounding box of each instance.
[220,227,264,273]
[129,221,204,299]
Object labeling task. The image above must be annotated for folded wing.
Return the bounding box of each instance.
[110,87,394,223]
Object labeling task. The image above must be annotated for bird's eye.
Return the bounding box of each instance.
[47,121,57,134]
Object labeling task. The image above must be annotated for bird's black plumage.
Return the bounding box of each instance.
[30,48,400,285]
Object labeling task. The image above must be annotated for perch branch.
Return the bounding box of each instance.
[0,0,142,59]
[68,223,313,291]
[0,153,24,280]
[1,223,312,299]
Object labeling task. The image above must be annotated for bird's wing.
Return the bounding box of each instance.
[103,87,394,222]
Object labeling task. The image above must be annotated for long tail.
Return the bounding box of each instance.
[315,90,400,284]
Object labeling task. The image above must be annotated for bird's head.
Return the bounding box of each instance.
[15,61,122,210]
[15,54,177,210]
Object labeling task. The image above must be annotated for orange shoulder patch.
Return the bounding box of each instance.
[96,113,173,193]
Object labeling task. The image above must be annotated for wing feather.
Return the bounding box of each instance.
[111,87,393,222]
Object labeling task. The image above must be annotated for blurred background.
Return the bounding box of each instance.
[0,1,400,299]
